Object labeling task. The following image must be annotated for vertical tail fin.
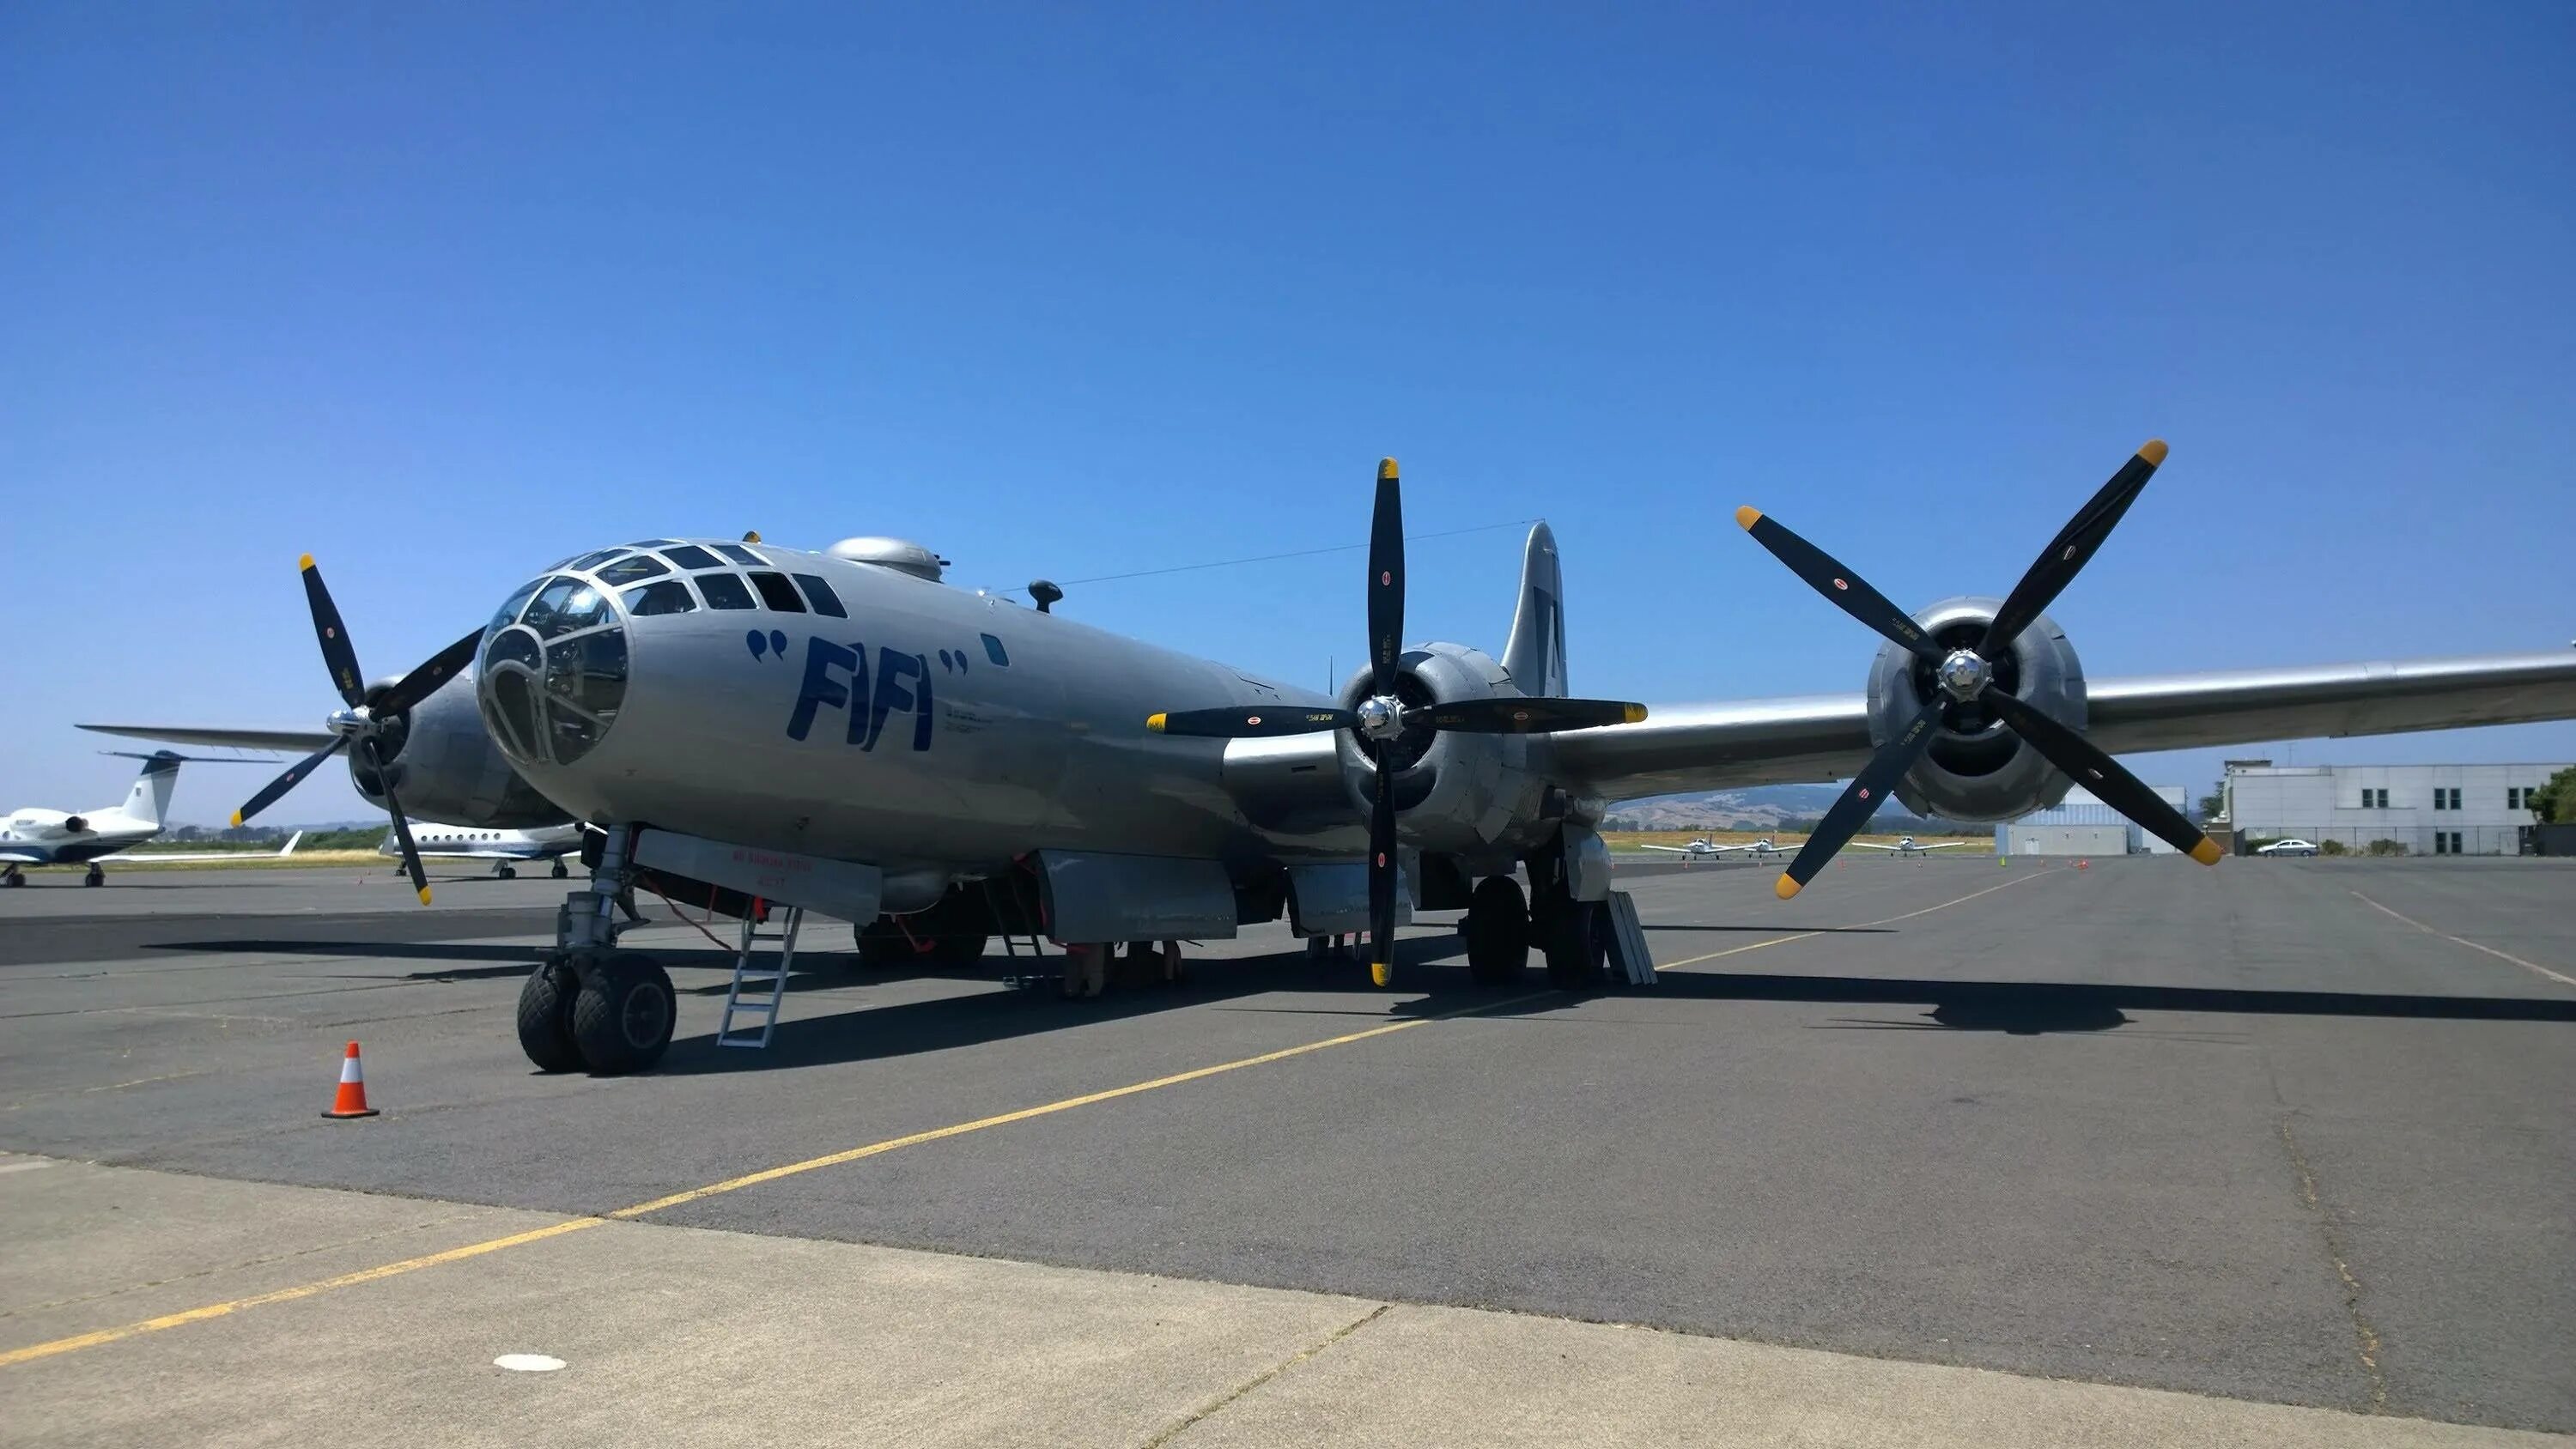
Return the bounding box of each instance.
[279,830,304,858]
[1501,522,1569,697]
[122,751,185,828]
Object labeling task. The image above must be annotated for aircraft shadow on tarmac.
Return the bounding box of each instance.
[141,935,2576,1060]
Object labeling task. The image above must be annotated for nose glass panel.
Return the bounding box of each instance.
[479,573,628,767]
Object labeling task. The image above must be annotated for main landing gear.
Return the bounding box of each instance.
[1459,870,1604,989]
[3,864,25,888]
[494,864,518,880]
[519,827,675,1076]
[82,864,105,888]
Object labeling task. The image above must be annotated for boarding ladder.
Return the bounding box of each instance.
[717,903,803,1048]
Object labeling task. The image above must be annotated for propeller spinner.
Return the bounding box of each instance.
[230,555,483,904]
[1145,459,1646,985]
[1736,440,2220,899]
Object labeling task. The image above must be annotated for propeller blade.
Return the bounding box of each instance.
[1733,508,1943,664]
[232,737,349,827]
[1981,687,2221,864]
[1146,706,1358,738]
[366,740,434,904]
[299,555,368,708]
[1367,746,1398,988]
[1426,697,1647,733]
[372,627,485,718]
[1979,440,2165,658]
[1367,458,1405,700]
[1776,695,1945,897]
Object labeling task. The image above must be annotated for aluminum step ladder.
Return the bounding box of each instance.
[718,903,803,1048]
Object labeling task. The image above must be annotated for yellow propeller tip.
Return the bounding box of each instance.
[2138,440,2168,466]
[1145,712,1167,733]
[228,811,244,828]
[1774,874,1802,900]
[1734,506,1763,530]
[416,887,433,905]
[2190,839,2223,865]
[1370,961,1393,987]
[296,553,315,571]
[1621,704,1648,724]
[1377,458,1399,482]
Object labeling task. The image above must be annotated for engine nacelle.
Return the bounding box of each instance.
[348,672,571,829]
[1333,644,1551,855]
[1868,597,2087,823]
[62,815,88,834]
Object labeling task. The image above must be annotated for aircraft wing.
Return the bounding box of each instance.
[0,847,53,864]
[1553,651,2576,799]
[1849,841,1900,850]
[1916,841,1967,850]
[80,724,336,753]
[1636,843,1690,852]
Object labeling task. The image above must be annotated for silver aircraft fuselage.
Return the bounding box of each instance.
[479,541,1359,877]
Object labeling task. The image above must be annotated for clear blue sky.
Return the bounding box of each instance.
[3,3,2570,826]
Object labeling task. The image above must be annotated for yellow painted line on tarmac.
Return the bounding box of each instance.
[0,989,1552,1368]
[2348,888,2576,990]
[1655,868,2056,972]
[0,1219,605,1368]
[611,990,1550,1218]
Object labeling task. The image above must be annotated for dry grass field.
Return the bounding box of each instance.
[1603,829,1995,854]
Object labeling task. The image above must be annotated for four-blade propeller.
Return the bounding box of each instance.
[1146,459,1646,985]
[231,555,482,904]
[1736,440,2221,899]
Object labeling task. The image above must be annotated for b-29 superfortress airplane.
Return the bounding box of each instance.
[86,443,2576,1074]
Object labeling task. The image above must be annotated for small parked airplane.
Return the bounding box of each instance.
[1637,836,1794,860]
[0,752,268,887]
[1851,836,1967,856]
[388,822,584,879]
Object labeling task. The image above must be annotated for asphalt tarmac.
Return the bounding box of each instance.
[3,856,2572,1443]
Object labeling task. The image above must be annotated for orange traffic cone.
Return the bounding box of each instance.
[323,1041,380,1119]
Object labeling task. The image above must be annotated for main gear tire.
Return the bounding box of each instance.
[571,953,676,1074]
[1541,901,1607,991]
[1464,876,1531,985]
[516,958,584,1072]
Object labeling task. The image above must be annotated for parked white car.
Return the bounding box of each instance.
[2255,838,2321,857]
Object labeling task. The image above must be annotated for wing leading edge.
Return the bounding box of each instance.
[1552,651,2576,801]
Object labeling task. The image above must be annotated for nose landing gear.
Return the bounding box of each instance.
[520,826,672,1076]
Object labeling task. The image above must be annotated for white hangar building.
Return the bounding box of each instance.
[2220,761,2563,856]
[1999,785,2190,857]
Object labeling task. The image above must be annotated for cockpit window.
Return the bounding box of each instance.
[489,578,544,634]
[981,633,1011,667]
[623,579,696,615]
[749,571,805,612]
[566,548,629,572]
[713,543,765,566]
[623,539,681,549]
[598,554,670,586]
[524,577,611,638]
[662,544,721,569]
[791,573,846,617]
[696,573,756,610]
